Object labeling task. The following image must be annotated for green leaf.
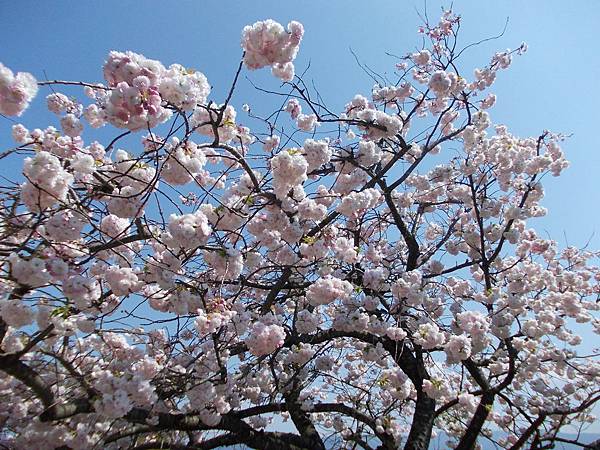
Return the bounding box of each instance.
[50,305,72,319]
[301,236,317,245]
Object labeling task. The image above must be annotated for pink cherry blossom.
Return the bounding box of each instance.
[241,20,304,81]
[0,62,37,116]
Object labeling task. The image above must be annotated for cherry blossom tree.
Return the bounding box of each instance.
[1,9,599,450]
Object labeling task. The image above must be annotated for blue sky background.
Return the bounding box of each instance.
[1,0,600,438]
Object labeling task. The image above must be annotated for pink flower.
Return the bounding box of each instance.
[21,151,74,212]
[0,62,38,116]
[241,20,304,81]
[245,322,286,356]
[167,211,212,249]
[306,275,354,306]
[428,70,451,96]
[270,149,308,200]
[296,113,318,131]
[285,98,302,119]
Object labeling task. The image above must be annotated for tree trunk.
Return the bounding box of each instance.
[403,391,436,450]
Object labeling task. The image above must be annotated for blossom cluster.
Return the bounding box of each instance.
[245,322,286,356]
[0,62,37,116]
[21,151,73,212]
[241,19,304,81]
[94,50,211,130]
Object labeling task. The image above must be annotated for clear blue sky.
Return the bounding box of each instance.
[2,0,599,248]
